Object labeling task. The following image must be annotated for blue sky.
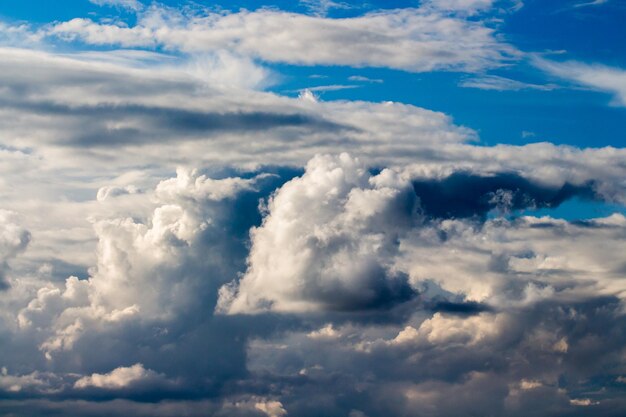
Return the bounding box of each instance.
[0,1,625,417]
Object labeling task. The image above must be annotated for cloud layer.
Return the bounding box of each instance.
[47,5,516,73]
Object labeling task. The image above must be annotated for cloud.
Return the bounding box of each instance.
[348,75,383,83]
[573,0,610,8]
[2,154,626,416]
[15,168,277,362]
[296,84,360,93]
[459,74,558,91]
[300,0,352,17]
[0,368,56,394]
[89,0,144,11]
[422,0,495,15]
[217,154,417,314]
[47,6,517,73]
[0,210,31,289]
[74,364,167,390]
[411,172,597,219]
[97,185,141,202]
[535,58,626,106]
[0,4,624,414]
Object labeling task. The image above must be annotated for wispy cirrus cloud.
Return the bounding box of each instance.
[459,74,558,91]
[574,0,610,8]
[535,58,626,106]
[89,0,144,11]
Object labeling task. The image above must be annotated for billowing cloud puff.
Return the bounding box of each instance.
[399,214,626,304]
[217,154,417,314]
[74,364,168,390]
[17,168,266,359]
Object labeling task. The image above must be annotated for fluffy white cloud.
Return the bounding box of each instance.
[217,154,417,314]
[391,312,506,347]
[74,364,164,390]
[17,168,265,359]
[399,214,626,304]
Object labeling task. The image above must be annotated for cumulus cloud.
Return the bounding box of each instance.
[217,154,417,314]
[74,364,167,390]
[16,168,270,360]
[47,6,517,73]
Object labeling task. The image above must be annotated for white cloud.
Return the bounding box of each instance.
[391,312,506,347]
[569,398,599,406]
[535,58,626,106]
[348,75,383,83]
[0,6,624,414]
[74,364,162,389]
[254,400,288,417]
[574,0,609,8]
[89,0,143,11]
[47,6,517,73]
[399,214,626,305]
[0,368,52,394]
[300,0,352,16]
[183,51,275,90]
[459,74,558,91]
[217,153,417,314]
[0,210,31,287]
[16,168,266,359]
[423,0,495,14]
[97,185,141,202]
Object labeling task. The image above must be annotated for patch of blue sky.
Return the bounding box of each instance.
[503,0,626,67]
[0,0,136,23]
[517,197,626,221]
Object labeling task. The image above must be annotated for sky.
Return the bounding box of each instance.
[0,0,625,416]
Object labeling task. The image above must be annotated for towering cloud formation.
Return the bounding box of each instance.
[218,154,416,314]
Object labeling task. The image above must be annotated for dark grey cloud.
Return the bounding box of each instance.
[0,99,347,147]
[412,172,598,220]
